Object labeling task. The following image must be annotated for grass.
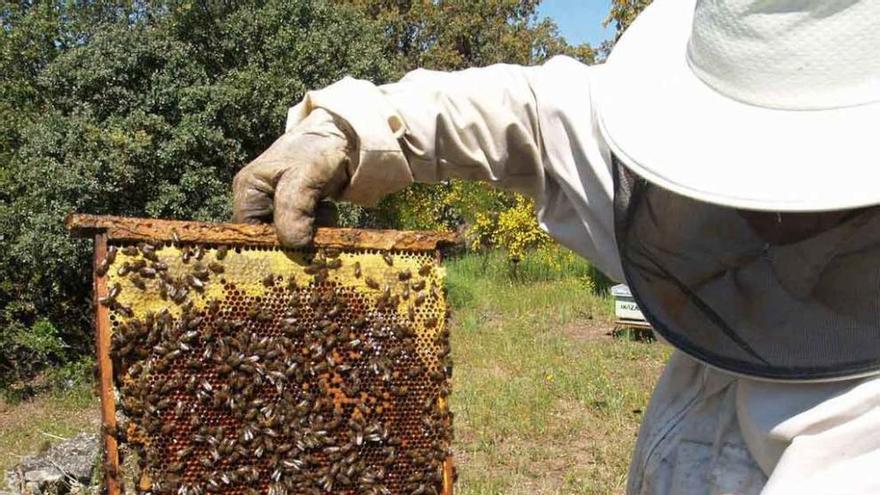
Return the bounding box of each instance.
[445,251,669,495]
[0,383,101,474]
[0,250,669,494]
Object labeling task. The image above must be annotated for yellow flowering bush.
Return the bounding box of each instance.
[489,194,551,260]
[370,181,556,263]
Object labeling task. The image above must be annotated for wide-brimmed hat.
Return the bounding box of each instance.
[596,0,880,212]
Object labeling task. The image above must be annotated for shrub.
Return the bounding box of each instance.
[0,1,394,385]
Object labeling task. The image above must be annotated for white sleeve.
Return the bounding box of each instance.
[287,56,624,281]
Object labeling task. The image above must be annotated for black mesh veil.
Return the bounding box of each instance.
[613,157,880,380]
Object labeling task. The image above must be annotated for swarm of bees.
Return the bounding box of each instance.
[99,239,453,495]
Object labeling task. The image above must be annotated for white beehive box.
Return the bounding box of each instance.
[611,284,647,322]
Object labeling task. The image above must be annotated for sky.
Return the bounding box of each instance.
[537,0,615,47]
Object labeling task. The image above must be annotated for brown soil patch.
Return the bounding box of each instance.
[562,318,616,343]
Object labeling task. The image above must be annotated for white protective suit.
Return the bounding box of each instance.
[284,57,880,494]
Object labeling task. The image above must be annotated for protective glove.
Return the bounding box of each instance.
[232,108,354,247]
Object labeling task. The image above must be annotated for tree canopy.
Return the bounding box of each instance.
[605,0,653,40]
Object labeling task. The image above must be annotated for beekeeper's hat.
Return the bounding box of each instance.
[597,0,880,212]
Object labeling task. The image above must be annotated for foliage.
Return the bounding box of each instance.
[468,193,549,259]
[346,0,594,73]
[0,0,395,387]
[605,0,654,39]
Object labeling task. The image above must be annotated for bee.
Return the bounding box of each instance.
[181,247,193,264]
[171,286,189,304]
[365,277,380,290]
[139,266,157,278]
[353,261,362,278]
[208,261,224,274]
[247,304,262,320]
[207,300,221,314]
[382,252,394,266]
[376,286,392,306]
[414,293,426,307]
[211,246,228,263]
[95,258,110,277]
[186,274,204,291]
[101,423,126,442]
[408,305,416,321]
[438,344,451,358]
[99,283,121,307]
[324,247,341,259]
[192,263,210,280]
[194,245,205,260]
[424,316,438,328]
[167,461,185,474]
[391,385,409,397]
[116,262,131,277]
[411,279,426,292]
[327,258,342,269]
[262,274,275,287]
[286,275,298,290]
[408,365,425,379]
[429,369,446,382]
[153,261,168,272]
[130,274,147,291]
[171,229,181,245]
[419,263,433,276]
[140,243,158,261]
[96,247,117,276]
[122,246,139,256]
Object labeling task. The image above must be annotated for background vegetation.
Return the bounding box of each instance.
[0,0,650,392]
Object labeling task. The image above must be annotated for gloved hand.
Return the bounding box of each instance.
[232,109,354,247]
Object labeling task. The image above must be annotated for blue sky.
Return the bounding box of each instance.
[537,0,615,47]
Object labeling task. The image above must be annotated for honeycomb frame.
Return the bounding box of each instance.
[67,214,458,495]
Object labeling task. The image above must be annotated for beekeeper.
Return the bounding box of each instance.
[232,0,880,493]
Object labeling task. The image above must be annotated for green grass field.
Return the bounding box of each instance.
[0,251,669,493]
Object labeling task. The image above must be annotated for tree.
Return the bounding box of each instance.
[346,0,593,73]
[0,0,394,387]
[605,0,653,40]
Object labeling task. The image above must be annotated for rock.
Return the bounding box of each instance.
[5,433,98,495]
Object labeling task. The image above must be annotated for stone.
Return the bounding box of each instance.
[5,433,98,495]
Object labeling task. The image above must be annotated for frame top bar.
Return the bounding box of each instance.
[66,213,458,251]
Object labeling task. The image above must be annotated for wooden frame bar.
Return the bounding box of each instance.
[93,233,121,495]
[67,214,458,251]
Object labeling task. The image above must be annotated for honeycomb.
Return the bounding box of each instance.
[96,239,453,495]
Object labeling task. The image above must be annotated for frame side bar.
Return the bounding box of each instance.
[66,213,458,251]
[94,233,121,495]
